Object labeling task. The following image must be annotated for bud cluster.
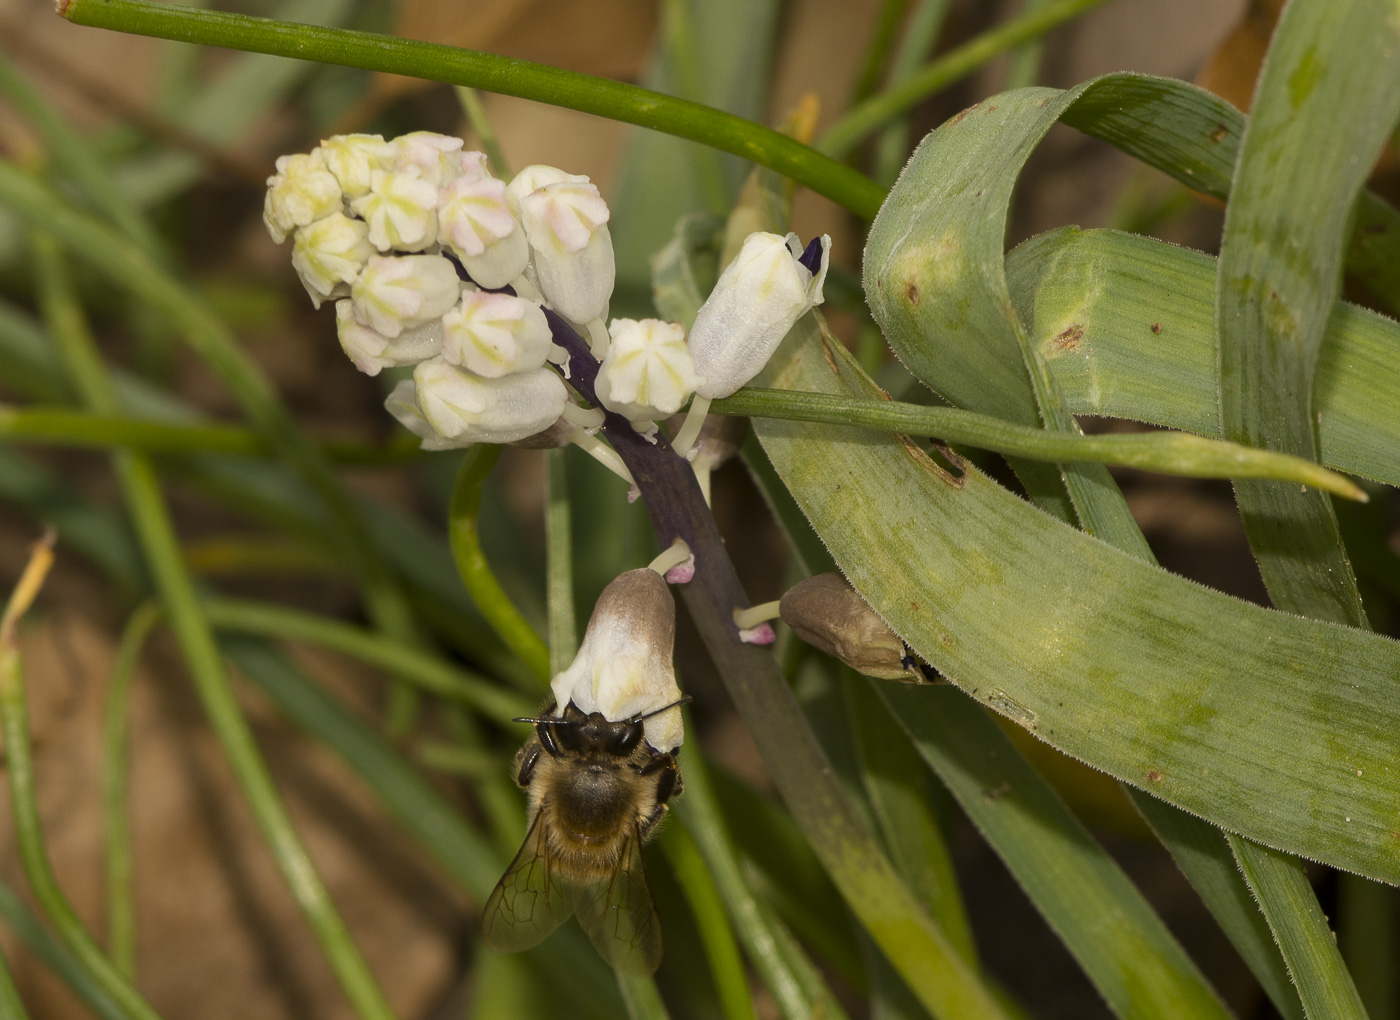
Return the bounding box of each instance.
[266,131,832,455]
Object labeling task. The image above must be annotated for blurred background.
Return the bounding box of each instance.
[1,0,1397,1016]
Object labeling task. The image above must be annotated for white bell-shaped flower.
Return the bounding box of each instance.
[442,291,552,378]
[503,164,575,214]
[437,154,529,288]
[336,302,442,376]
[595,318,700,422]
[264,150,342,244]
[412,358,568,444]
[351,167,439,252]
[550,569,684,752]
[690,231,831,399]
[320,134,396,199]
[291,213,374,307]
[384,379,473,451]
[510,166,615,324]
[393,131,466,186]
[350,254,461,338]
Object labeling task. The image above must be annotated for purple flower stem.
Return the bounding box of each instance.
[543,309,897,907]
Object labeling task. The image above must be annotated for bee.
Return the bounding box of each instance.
[482,696,688,973]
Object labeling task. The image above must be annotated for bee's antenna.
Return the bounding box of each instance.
[635,695,693,722]
[511,715,567,725]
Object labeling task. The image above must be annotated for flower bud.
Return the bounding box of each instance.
[442,291,553,378]
[264,150,342,244]
[351,167,439,252]
[320,134,397,199]
[509,166,615,324]
[291,212,374,307]
[412,358,568,444]
[595,318,699,422]
[779,573,915,680]
[437,155,529,288]
[690,231,831,399]
[336,301,441,376]
[393,131,466,186]
[350,254,461,338]
[384,379,472,451]
[550,569,684,752]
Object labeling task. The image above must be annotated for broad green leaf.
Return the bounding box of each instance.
[1216,0,1400,628]
[880,682,1229,1019]
[1054,73,1400,319]
[1007,227,1400,489]
[753,317,1400,892]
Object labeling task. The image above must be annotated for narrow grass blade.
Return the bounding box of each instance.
[880,683,1230,1019]
[1216,0,1400,627]
[0,880,123,1020]
[0,539,165,1020]
[714,389,1364,500]
[1230,837,1368,1020]
[102,601,161,981]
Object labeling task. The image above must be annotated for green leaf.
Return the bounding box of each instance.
[753,318,1400,891]
[1229,837,1368,1020]
[1216,0,1400,628]
[1007,227,1400,488]
[880,683,1229,1019]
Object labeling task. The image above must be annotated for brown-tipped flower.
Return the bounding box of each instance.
[780,573,915,680]
[550,569,685,751]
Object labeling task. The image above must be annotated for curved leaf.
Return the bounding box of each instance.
[754,320,1400,887]
[1007,227,1400,488]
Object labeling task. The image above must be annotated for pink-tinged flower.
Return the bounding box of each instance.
[349,254,461,338]
[393,132,466,186]
[412,358,568,444]
[320,134,396,199]
[595,318,699,422]
[336,301,441,376]
[351,167,439,252]
[264,150,341,244]
[292,213,374,307]
[442,291,552,378]
[690,231,831,399]
[438,155,528,288]
[507,165,615,324]
[550,569,685,752]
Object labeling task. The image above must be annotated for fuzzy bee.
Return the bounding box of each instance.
[482,568,689,973]
[482,697,687,973]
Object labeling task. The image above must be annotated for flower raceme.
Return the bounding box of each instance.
[265,133,831,462]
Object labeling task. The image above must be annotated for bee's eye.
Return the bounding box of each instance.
[613,720,644,755]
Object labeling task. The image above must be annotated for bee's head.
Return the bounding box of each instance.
[516,697,691,758]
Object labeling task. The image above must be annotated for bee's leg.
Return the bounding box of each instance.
[652,760,680,806]
[513,738,542,787]
[637,802,669,843]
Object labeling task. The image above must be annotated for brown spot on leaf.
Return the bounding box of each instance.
[1146,768,1164,784]
[1151,322,1162,334]
[941,635,954,648]
[1209,122,1228,143]
[984,780,1011,802]
[904,278,920,306]
[900,435,965,488]
[947,107,971,127]
[1050,323,1084,352]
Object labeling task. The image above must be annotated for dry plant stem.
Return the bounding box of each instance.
[0,536,160,1020]
[543,311,1003,1018]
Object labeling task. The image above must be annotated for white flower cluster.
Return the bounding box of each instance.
[266,132,832,453]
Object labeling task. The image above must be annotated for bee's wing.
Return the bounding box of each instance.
[570,832,662,974]
[482,811,574,952]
